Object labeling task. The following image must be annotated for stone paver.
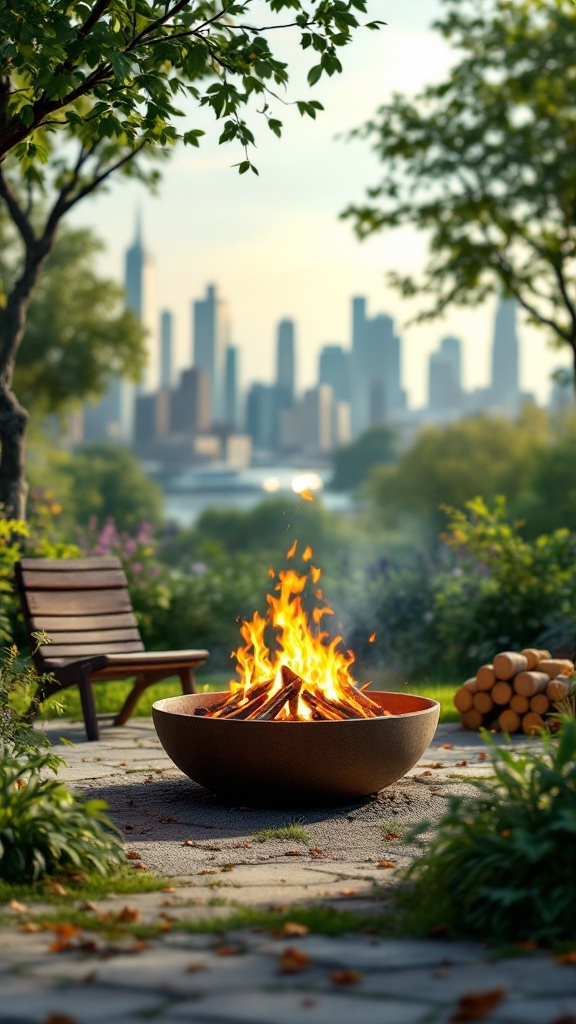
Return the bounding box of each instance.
[0,716,571,1024]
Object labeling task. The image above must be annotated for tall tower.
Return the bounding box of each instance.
[225,345,239,428]
[428,336,463,411]
[160,309,173,389]
[276,319,296,404]
[491,297,520,410]
[319,345,350,402]
[351,296,368,436]
[192,283,229,425]
[125,211,157,393]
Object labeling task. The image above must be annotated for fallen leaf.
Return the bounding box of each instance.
[126,851,141,860]
[287,850,302,857]
[455,760,468,767]
[117,906,140,924]
[186,961,208,972]
[340,888,357,896]
[132,864,148,871]
[420,770,432,777]
[162,886,176,893]
[81,901,98,913]
[21,921,40,933]
[556,950,576,965]
[9,900,29,914]
[117,762,126,767]
[183,840,195,846]
[216,945,240,956]
[222,864,233,871]
[330,969,361,985]
[449,989,506,1022]
[309,847,324,858]
[439,743,453,749]
[478,752,488,761]
[45,880,67,897]
[383,832,400,841]
[278,947,311,973]
[280,921,310,937]
[376,861,395,869]
[430,762,445,769]
[52,923,81,940]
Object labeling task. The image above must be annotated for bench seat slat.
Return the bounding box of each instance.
[20,569,127,591]
[19,557,121,571]
[30,613,139,632]
[27,589,133,616]
[37,628,142,646]
[42,641,146,659]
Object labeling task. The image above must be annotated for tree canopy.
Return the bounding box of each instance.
[2,224,146,415]
[344,0,576,377]
[330,424,396,491]
[0,0,380,517]
[369,409,548,536]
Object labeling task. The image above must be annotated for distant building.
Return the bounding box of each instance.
[224,345,240,429]
[280,385,335,454]
[126,211,157,393]
[491,297,521,413]
[246,383,281,451]
[170,368,211,436]
[276,319,296,406]
[160,310,173,389]
[350,298,406,436]
[319,345,350,403]
[428,336,463,412]
[193,284,229,424]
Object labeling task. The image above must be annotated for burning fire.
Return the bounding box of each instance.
[205,541,384,721]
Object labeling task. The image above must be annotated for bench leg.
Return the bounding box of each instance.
[79,672,99,741]
[113,673,147,727]
[179,667,196,695]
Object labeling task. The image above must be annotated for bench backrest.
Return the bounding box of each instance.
[15,557,145,667]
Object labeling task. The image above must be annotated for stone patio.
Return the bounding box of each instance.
[1,717,575,1023]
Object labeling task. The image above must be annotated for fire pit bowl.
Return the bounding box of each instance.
[152,690,440,806]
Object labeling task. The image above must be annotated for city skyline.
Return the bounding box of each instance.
[68,0,571,408]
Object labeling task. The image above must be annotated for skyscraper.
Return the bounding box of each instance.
[276,319,296,405]
[428,336,463,412]
[192,284,229,425]
[491,297,520,411]
[351,296,368,436]
[350,299,405,434]
[125,211,157,393]
[319,345,350,402]
[225,345,239,428]
[160,309,173,389]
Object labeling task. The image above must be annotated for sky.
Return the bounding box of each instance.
[69,0,571,408]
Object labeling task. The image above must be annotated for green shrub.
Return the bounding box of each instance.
[402,718,576,945]
[0,746,123,882]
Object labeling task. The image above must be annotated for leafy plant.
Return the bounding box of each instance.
[0,745,123,883]
[0,641,60,763]
[401,718,576,945]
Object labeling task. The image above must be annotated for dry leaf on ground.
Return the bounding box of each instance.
[277,947,311,973]
[330,969,361,985]
[279,921,310,937]
[449,989,506,1022]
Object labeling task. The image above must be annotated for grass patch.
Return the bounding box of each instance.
[364,672,459,723]
[253,821,313,844]
[0,866,168,906]
[39,673,229,721]
[27,902,401,941]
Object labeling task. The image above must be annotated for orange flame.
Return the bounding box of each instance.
[220,551,379,721]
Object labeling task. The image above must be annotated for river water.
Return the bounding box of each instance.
[163,465,354,527]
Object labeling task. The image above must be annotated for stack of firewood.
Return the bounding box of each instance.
[454,648,574,733]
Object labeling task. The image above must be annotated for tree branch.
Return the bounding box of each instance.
[0,170,36,250]
[79,0,113,38]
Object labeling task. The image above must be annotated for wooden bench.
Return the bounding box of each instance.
[15,556,209,741]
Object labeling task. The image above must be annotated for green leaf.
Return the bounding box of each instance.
[307,64,322,86]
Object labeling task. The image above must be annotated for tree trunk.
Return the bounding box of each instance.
[0,383,28,519]
[0,242,55,519]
